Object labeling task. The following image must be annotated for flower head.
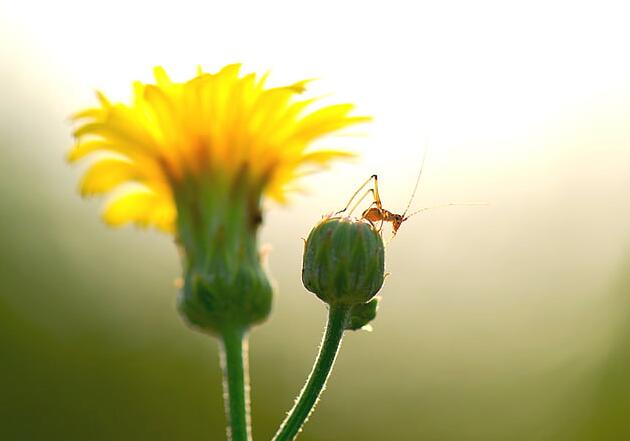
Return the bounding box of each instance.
[69,64,369,333]
[302,215,385,306]
[69,64,369,233]
[300,215,385,333]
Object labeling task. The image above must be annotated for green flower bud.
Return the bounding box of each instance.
[346,297,380,331]
[302,216,385,306]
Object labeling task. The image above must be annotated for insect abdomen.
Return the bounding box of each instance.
[362,208,382,222]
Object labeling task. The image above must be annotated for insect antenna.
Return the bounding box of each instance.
[403,202,488,220]
[401,146,428,218]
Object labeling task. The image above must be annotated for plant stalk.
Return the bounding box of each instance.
[219,327,251,441]
[272,303,351,441]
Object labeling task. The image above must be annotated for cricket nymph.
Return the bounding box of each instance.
[362,205,405,234]
[337,174,418,236]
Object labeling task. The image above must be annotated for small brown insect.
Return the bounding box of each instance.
[336,154,483,236]
[336,173,420,235]
[335,148,428,236]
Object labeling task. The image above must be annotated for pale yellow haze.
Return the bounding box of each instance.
[2,0,630,422]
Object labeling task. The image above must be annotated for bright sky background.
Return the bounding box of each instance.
[3,0,630,170]
[3,0,630,282]
[2,0,630,274]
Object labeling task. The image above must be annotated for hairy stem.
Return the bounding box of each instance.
[272,303,351,441]
[219,327,251,441]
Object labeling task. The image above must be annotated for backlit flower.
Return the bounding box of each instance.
[68,64,369,333]
[69,64,369,233]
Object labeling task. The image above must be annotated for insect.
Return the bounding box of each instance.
[336,153,481,236]
[337,174,420,235]
[336,151,427,235]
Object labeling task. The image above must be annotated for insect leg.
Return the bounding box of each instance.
[336,174,378,215]
[378,217,385,233]
[348,189,377,216]
[372,174,383,210]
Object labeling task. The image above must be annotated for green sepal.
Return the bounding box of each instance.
[174,171,273,335]
[346,297,380,331]
[178,262,273,335]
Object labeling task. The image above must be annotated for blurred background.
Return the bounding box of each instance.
[1,0,630,440]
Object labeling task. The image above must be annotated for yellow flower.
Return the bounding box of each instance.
[68,64,369,333]
[69,64,369,233]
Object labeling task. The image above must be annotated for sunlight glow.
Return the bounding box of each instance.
[2,0,629,204]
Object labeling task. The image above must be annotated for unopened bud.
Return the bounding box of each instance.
[302,216,385,306]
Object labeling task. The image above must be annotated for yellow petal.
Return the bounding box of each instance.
[299,150,356,164]
[95,90,110,107]
[71,107,105,121]
[103,189,175,232]
[281,79,313,94]
[67,140,117,162]
[153,66,172,87]
[73,118,157,156]
[79,159,139,196]
[143,85,177,141]
[216,63,242,81]
[293,104,370,142]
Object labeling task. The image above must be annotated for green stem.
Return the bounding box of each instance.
[272,303,351,441]
[219,327,251,441]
